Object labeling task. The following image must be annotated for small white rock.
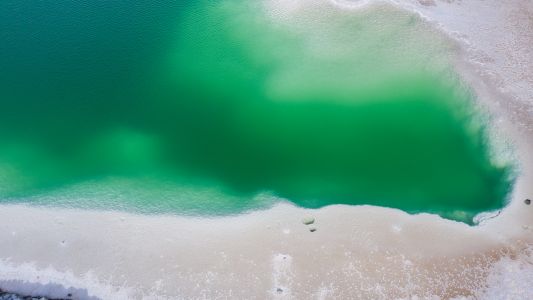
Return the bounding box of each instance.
[302,216,315,225]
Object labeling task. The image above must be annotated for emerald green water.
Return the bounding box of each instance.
[0,0,513,222]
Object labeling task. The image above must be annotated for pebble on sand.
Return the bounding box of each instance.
[525,199,531,205]
[301,216,315,225]
[309,227,317,232]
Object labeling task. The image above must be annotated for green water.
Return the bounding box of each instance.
[0,0,513,222]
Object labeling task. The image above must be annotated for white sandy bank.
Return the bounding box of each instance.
[0,202,532,299]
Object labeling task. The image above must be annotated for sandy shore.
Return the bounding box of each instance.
[0,201,532,299]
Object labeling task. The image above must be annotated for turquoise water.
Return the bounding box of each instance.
[0,0,513,222]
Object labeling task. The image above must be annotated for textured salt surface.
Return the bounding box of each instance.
[0,202,532,299]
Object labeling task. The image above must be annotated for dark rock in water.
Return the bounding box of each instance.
[309,227,317,232]
[525,199,531,205]
[276,288,283,293]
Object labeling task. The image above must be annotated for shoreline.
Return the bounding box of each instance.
[0,289,64,300]
[0,201,532,299]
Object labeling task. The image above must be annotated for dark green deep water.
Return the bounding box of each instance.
[0,0,513,222]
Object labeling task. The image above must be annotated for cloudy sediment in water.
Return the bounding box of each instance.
[0,0,514,222]
[0,0,532,299]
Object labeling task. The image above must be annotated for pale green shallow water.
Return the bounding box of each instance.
[0,0,513,223]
